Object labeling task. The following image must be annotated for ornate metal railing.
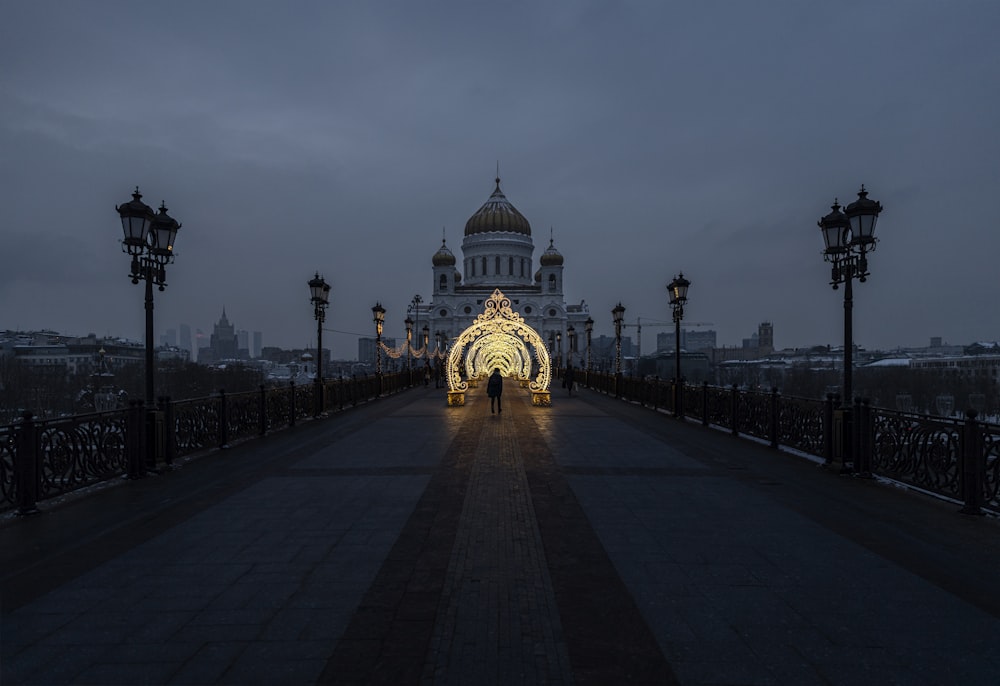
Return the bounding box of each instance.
[778,396,827,457]
[586,373,998,515]
[1,373,413,514]
[870,410,962,499]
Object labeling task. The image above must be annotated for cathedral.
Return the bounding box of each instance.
[427,177,591,365]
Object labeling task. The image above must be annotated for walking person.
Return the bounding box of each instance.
[487,368,503,414]
[564,363,576,396]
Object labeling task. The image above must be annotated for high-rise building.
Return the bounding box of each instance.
[199,309,238,364]
[179,324,192,355]
[657,329,719,352]
[359,337,397,367]
[161,328,177,348]
[758,322,774,354]
[194,328,206,363]
[685,329,717,352]
[252,331,262,358]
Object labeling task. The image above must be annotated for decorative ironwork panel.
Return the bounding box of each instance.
[706,387,732,430]
[778,397,825,456]
[294,384,313,422]
[872,410,961,499]
[226,390,261,443]
[267,387,293,430]
[173,396,222,458]
[1,425,13,511]
[683,384,701,420]
[982,424,1000,512]
[739,392,770,441]
[35,412,128,501]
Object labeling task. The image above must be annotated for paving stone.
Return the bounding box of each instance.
[4,386,1000,685]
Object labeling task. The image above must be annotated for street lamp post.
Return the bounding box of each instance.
[585,317,594,383]
[435,331,444,388]
[116,187,181,473]
[372,302,385,391]
[613,302,626,396]
[556,331,562,370]
[422,324,430,384]
[567,325,576,367]
[667,273,691,418]
[308,273,331,416]
[817,185,883,472]
[405,316,414,374]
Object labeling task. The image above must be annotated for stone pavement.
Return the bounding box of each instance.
[2,384,999,685]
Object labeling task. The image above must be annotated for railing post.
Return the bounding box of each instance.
[855,398,873,478]
[769,387,779,449]
[126,400,145,479]
[731,384,739,436]
[159,396,175,468]
[14,411,40,515]
[258,385,267,436]
[218,389,229,449]
[339,377,345,411]
[823,393,835,465]
[960,410,985,516]
[677,378,685,420]
[701,382,709,426]
[145,406,158,473]
[289,381,296,427]
[352,374,359,406]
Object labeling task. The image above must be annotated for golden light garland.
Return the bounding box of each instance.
[446,289,551,405]
[379,340,447,360]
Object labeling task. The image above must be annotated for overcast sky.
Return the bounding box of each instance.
[2,0,998,358]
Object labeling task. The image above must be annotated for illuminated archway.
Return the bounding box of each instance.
[465,332,532,381]
[447,289,551,406]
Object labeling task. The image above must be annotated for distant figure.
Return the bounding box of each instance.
[423,362,431,387]
[487,368,503,414]
[564,363,576,396]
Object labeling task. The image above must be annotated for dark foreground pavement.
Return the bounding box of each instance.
[2,385,999,685]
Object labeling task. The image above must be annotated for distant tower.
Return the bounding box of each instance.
[209,308,238,361]
[179,324,192,355]
[758,322,774,354]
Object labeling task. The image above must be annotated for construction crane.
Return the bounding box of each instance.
[622,317,714,359]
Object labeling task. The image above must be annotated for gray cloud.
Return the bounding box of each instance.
[2,0,998,357]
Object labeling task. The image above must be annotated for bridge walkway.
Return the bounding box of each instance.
[2,384,999,685]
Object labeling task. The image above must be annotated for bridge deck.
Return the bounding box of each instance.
[2,386,999,685]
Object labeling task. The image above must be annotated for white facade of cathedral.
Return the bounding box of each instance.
[427,178,590,365]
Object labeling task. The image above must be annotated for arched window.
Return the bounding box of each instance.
[494,256,500,275]
[520,258,525,277]
[548,273,557,292]
[508,257,514,275]
[439,274,447,291]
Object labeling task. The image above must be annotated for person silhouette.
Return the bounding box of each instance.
[487,368,503,414]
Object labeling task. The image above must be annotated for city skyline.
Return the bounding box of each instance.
[2,2,998,357]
